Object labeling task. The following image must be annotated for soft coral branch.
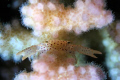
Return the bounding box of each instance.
[20,0,114,37]
[14,54,106,80]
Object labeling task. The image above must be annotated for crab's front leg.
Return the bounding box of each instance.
[68,44,102,58]
[16,45,40,61]
[16,43,50,61]
[76,45,102,58]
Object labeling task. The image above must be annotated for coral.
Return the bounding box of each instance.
[103,21,120,80]
[20,0,113,37]
[14,54,105,80]
[101,28,120,80]
[108,21,120,43]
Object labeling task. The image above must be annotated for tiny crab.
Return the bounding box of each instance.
[17,40,102,61]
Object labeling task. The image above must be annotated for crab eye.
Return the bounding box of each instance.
[67,41,71,44]
[45,41,48,43]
